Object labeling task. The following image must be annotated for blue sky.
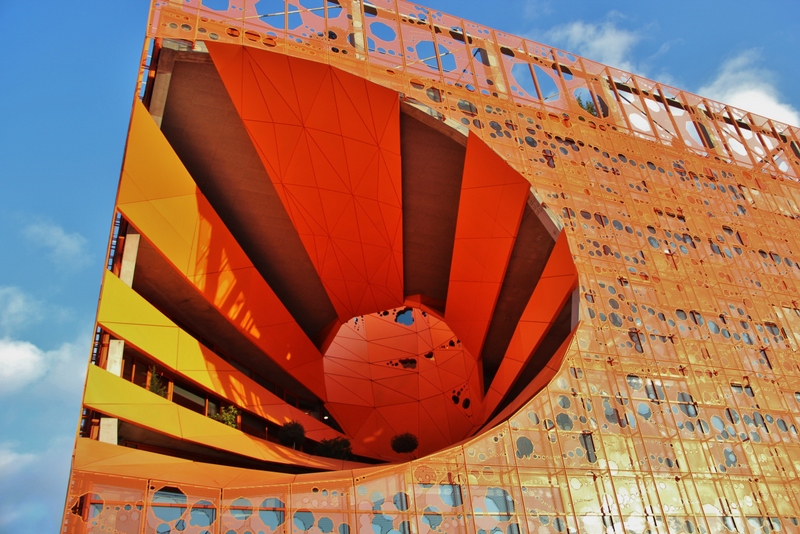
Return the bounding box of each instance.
[0,0,797,531]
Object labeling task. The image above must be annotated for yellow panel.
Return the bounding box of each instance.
[97,271,349,445]
[83,365,364,471]
[123,100,199,201]
[84,365,183,435]
[117,198,194,273]
[98,271,180,368]
[117,170,148,205]
[98,271,174,328]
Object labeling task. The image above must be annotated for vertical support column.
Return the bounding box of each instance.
[147,46,177,128]
[119,231,140,287]
[483,35,507,94]
[106,340,125,377]
[348,0,367,60]
[99,228,140,441]
[98,417,119,445]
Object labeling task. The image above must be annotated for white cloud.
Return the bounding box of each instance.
[0,443,36,478]
[24,222,91,270]
[0,335,89,396]
[0,331,89,531]
[523,0,554,19]
[697,50,799,128]
[0,338,46,394]
[544,18,640,73]
[0,286,42,335]
[0,437,76,532]
[38,335,91,396]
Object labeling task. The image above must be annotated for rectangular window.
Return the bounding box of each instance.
[579,432,597,463]
[240,411,266,439]
[207,397,220,417]
[298,398,320,419]
[759,349,773,369]
[645,380,665,402]
[132,360,148,388]
[228,358,252,378]
[731,383,754,397]
[172,381,206,414]
[122,356,133,382]
[764,322,781,336]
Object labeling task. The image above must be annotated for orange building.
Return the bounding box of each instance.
[64,1,800,532]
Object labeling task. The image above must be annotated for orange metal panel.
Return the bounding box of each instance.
[320,306,483,458]
[444,134,531,357]
[70,439,297,489]
[208,43,404,322]
[481,232,578,420]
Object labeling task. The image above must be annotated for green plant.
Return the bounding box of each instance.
[148,366,168,398]
[209,405,239,428]
[315,437,352,460]
[390,432,419,454]
[278,420,306,449]
[576,94,598,117]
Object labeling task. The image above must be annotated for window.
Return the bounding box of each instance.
[628,330,645,353]
[132,360,148,388]
[676,392,698,417]
[151,487,188,527]
[759,349,773,369]
[645,380,665,402]
[764,322,780,336]
[579,432,597,463]
[172,381,206,415]
[241,410,266,439]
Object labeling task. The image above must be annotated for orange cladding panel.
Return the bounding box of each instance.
[444,134,531,357]
[482,232,578,419]
[208,43,404,322]
[66,1,800,532]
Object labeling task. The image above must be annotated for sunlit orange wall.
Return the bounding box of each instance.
[64,0,800,532]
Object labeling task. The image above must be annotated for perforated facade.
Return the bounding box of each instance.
[64,1,800,533]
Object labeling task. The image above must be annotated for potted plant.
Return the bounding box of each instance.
[278,420,306,449]
[209,405,239,428]
[390,432,419,457]
[148,365,168,398]
[315,437,352,460]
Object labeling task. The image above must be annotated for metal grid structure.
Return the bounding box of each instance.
[64,1,800,533]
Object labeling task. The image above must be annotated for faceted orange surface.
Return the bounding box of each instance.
[64,0,800,532]
[208,43,404,322]
[443,134,531,357]
[324,307,481,458]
